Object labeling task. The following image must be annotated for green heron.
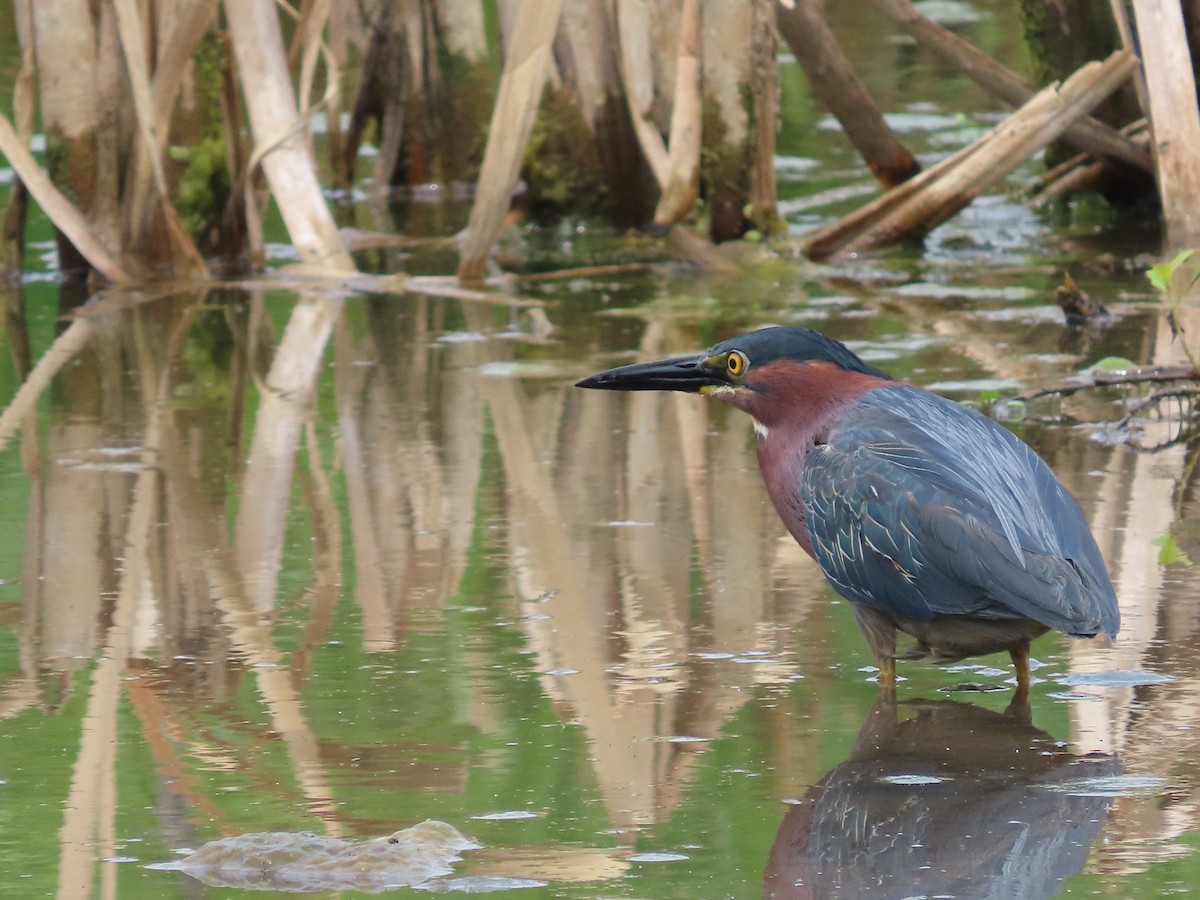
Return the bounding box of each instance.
[577,327,1119,691]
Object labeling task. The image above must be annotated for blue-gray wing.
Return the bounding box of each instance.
[801,386,1119,636]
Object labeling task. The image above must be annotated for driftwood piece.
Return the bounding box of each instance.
[804,51,1136,258]
[778,0,919,187]
[456,0,565,282]
[1129,0,1200,245]
[873,0,1152,175]
[1034,159,1109,204]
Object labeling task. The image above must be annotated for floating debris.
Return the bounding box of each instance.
[628,851,690,863]
[1055,272,1111,327]
[471,810,540,822]
[1041,774,1167,798]
[878,774,951,785]
[1056,670,1175,688]
[148,820,479,893]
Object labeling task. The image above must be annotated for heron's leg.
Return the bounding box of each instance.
[1003,688,1032,724]
[848,689,899,759]
[851,604,898,688]
[877,657,897,688]
[1010,643,1031,697]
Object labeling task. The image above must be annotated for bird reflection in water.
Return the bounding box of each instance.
[764,695,1119,899]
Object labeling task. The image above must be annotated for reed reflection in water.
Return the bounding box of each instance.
[1,283,1199,896]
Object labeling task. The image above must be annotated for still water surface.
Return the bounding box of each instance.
[3,5,1200,899]
[2,250,1197,898]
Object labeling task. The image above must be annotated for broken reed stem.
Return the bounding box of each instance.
[0,113,130,283]
[223,0,353,271]
[1129,0,1200,245]
[652,0,702,225]
[456,0,565,281]
[616,0,669,188]
[112,0,208,276]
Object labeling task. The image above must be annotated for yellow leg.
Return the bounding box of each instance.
[877,656,897,689]
[1010,644,1031,698]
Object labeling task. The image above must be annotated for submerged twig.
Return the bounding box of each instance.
[1016,366,1199,403]
[1113,386,1200,430]
[506,263,654,283]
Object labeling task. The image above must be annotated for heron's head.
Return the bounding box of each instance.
[577,327,891,427]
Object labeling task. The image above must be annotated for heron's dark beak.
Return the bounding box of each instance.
[576,353,725,393]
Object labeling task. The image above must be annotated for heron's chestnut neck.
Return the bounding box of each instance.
[716,359,890,431]
[717,359,890,556]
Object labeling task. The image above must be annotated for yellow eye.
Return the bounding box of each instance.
[727,351,747,377]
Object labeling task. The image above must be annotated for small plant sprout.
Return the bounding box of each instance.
[1147,250,1200,374]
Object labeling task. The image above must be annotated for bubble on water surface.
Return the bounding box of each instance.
[628,852,689,863]
[1041,774,1167,798]
[1056,671,1174,687]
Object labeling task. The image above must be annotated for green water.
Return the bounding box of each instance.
[0,2,1196,897]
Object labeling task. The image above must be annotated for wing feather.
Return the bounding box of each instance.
[801,386,1118,636]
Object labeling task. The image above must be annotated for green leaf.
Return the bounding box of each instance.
[1154,532,1194,566]
[1091,356,1138,372]
[1147,264,1173,293]
[1147,250,1197,294]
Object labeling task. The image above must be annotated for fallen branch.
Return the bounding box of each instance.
[873,0,1152,174]
[800,138,977,258]
[805,51,1137,257]
[1111,387,1200,447]
[778,0,919,187]
[664,223,740,274]
[507,263,655,282]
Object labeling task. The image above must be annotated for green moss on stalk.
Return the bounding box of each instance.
[701,98,751,242]
[1017,0,1129,169]
[42,130,83,209]
[173,33,232,249]
[433,48,496,184]
[522,91,610,218]
[1017,0,1118,85]
[171,136,229,239]
[192,31,226,126]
